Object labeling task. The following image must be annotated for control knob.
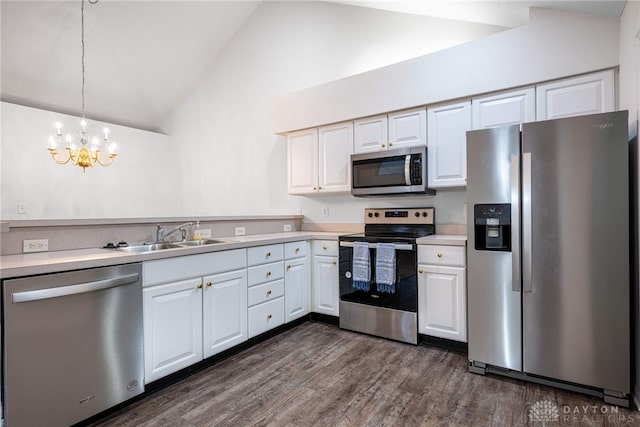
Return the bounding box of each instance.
[374,212,379,217]
[422,211,428,217]
[414,212,420,217]
[368,212,373,218]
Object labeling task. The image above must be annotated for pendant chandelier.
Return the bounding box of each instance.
[47,0,117,172]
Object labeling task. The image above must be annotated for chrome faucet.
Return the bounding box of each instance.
[156,222,194,242]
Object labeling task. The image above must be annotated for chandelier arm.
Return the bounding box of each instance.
[95,151,117,167]
[48,148,73,165]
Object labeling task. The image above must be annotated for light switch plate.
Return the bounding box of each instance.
[235,227,246,236]
[284,224,292,232]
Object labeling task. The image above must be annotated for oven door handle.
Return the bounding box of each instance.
[339,241,415,251]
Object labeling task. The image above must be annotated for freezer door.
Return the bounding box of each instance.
[521,111,629,394]
[466,125,522,371]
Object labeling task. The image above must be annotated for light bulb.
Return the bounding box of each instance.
[55,122,62,135]
[108,142,117,154]
[48,136,56,148]
[80,119,87,130]
[65,133,73,143]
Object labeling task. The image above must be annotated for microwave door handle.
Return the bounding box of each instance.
[404,155,411,185]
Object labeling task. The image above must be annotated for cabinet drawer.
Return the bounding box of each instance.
[418,245,465,266]
[248,279,284,307]
[285,241,308,259]
[248,244,284,266]
[313,240,338,257]
[248,297,285,338]
[248,261,284,286]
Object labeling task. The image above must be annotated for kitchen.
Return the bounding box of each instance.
[1,0,640,426]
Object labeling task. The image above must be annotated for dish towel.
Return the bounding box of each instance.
[376,243,396,294]
[352,242,370,291]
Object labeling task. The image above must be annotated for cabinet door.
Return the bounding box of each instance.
[536,69,614,120]
[388,107,426,150]
[313,255,339,317]
[472,87,535,129]
[427,101,471,188]
[285,256,311,322]
[287,128,319,194]
[202,269,248,358]
[318,121,353,193]
[354,114,388,153]
[418,264,466,342]
[143,278,203,383]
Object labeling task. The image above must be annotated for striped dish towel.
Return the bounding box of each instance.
[376,243,396,294]
[352,242,370,291]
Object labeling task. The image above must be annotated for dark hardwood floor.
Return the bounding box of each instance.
[91,322,639,426]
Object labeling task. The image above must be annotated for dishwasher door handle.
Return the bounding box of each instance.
[12,273,140,303]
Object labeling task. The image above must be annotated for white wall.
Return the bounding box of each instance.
[0,102,180,219]
[165,1,503,224]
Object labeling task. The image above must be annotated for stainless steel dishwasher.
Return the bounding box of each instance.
[3,263,144,427]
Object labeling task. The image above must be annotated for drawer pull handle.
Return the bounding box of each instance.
[197,283,203,289]
[267,314,272,319]
[267,290,272,296]
[437,253,443,258]
[266,271,272,277]
[206,281,212,287]
[418,269,424,274]
[266,252,271,257]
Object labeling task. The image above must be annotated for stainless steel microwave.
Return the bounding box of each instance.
[351,146,436,196]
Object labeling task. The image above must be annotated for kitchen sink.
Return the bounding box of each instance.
[115,239,230,253]
[116,243,182,253]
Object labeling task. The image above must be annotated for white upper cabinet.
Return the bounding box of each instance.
[388,107,427,150]
[427,100,471,188]
[536,69,614,120]
[354,114,388,153]
[318,121,353,193]
[472,87,536,129]
[287,122,352,195]
[354,107,426,153]
[287,128,318,195]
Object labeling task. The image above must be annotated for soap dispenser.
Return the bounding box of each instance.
[192,221,202,241]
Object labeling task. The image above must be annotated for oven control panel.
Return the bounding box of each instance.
[364,208,435,225]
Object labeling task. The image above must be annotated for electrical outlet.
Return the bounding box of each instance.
[23,239,49,253]
[17,203,27,214]
[322,206,329,217]
[235,227,246,236]
[200,229,212,238]
[283,224,292,232]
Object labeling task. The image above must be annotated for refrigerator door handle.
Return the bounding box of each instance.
[522,152,533,292]
[511,154,521,292]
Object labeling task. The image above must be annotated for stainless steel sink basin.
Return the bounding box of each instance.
[116,243,182,253]
[176,239,230,247]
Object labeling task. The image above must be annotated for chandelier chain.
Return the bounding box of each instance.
[81,0,85,117]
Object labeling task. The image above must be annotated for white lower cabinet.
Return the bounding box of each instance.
[284,241,311,322]
[142,249,247,383]
[312,240,339,317]
[418,244,467,342]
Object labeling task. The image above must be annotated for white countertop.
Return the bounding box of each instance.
[416,234,467,246]
[0,231,343,279]
[1,231,466,279]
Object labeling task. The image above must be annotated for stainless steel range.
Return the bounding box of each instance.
[338,207,435,344]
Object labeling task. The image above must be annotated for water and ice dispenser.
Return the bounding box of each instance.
[474,204,511,251]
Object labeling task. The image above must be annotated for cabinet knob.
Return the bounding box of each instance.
[437,253,443,258]
[206,281,212,287]
[267,314,272,320]
[267,290,272,296]
[266,252,271,257]
[318,186,322,190]
[313,187,317,190]
[295,248,300,253]
[322,245,327,250]
[197,283,203,289]
[287,265,291,270]
[266,271,272,277]
[418,268,424,274]
[332,260,337,265]
[381,143,386,148]
[389,142,393,147]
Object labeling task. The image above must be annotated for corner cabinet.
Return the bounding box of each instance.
[142,249,247,383]
[536,69,614,120]
[354,107,426,154]
[427,101,471,188]
[287,121,353,195]
[417,244,467,342]
[312,240,339,317]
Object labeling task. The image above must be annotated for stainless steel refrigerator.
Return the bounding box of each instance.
[466,111,630,406]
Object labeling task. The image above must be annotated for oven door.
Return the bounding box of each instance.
[338,241,417,313]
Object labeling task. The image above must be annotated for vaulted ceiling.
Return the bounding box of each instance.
[0,1,627,133]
